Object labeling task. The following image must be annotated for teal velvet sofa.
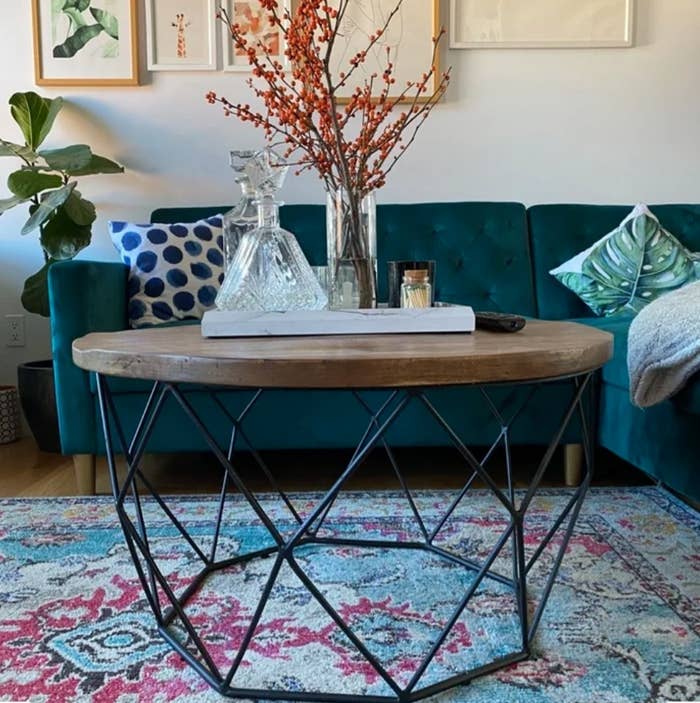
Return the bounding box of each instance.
[528,204,700,503]
[48,201,700,502]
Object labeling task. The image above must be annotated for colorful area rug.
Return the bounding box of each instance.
[0,487,698,703]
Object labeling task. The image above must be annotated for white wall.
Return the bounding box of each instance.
[0,0,698,382]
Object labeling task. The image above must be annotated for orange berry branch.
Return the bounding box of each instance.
[207,0,451,198]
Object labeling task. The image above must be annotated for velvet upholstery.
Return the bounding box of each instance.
[153,201,535,313]
[528,204,700,320]
[49,261,128,455]
[674,376,700,415]
[49,201,700,501]
[529,205,700,501]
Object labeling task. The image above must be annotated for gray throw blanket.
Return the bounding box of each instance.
[628,280,700,407]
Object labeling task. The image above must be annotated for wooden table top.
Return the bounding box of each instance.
[72,320,613,389]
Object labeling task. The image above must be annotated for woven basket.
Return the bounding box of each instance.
[0,386,20,444]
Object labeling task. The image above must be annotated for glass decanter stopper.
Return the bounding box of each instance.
[215,148,328,312]
[222,150,258,270]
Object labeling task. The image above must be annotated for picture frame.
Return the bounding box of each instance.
[329,0,442,103]
[32,0,139,86]
[221,0,291,72]
[146,0,217,71]
[450,0,635,49]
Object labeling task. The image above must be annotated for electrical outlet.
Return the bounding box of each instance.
[6,314,25,347]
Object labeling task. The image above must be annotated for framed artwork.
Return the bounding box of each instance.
[221,0,290,72]
[146,0,217,70]
[327,0,441,102]
[32,0,139,86]
[450,0,635,49]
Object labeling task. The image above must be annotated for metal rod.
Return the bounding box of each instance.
[310,390,400,537]
[525,486,583,574]
[222,554,285,688]
[428,427,506,543]
[424,543,515,588]
[96,375,163,622]
[283,392,413,554]
[162,565,211,626]
[408,650,529,701]
[212,393,303,525]
[527,472,591,642]
[405,523,515,693]
[520,374,590,512]
[102,381,165,617]
[514,514,529,652]
[417,393,515,516]
[353,391,428,542]
[119,503,223,680]
[168,384,286,547]
[209,471,230,564]
[286,554,404,697]
[132,466,211,565]
[210,544,279,571]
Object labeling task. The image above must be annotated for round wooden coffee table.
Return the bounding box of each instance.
[74,320,612,702]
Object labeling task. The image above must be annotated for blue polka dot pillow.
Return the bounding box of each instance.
[109,216,225,328]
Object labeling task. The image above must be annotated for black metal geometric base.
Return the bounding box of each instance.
[96,372,595,702]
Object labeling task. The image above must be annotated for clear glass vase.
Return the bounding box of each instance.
[222,150,258,270]
[216,149,328,312]
[326,187,377,309]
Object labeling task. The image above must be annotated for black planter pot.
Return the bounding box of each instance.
[17,360,61,453]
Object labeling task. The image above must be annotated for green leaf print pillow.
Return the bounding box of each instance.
[550,204,699,317]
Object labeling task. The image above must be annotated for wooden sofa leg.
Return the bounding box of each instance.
[73,454,96,495]
[564,444,583,487]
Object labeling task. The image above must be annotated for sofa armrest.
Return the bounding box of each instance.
[48,260,128,454]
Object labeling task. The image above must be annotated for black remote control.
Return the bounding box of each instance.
[475,311,526,333]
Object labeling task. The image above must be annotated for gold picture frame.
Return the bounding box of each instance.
[286,0,441,105]
[334,0,441,103]
[449,0,635,49]
[32,0,139,86]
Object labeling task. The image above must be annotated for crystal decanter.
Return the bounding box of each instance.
[222,150,258,270]
[215,148,328,311]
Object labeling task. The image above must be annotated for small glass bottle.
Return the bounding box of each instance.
[400,269,431,309]
[222,150,258,270]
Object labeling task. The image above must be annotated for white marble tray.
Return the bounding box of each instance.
[201,306,475,337]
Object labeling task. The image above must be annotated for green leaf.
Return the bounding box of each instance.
[9,92,64,151]
[40,203,92,260]
[63,0,90,10]
[20,182,76,235]
[90,7,119,39]
[63,6,88,29]
[39,144,92,172]
[0,139,37,161]
[63,189,96,226]
[7,170,63,199]
[53,24,103,58]
[0,195,29,214]
[578,214,697,315]
[66,153,123,176]
[21,262,54,317]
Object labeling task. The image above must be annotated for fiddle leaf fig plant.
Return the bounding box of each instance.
[0,91,123,316]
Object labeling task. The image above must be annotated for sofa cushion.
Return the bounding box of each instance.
[673,374,700,414]
[529,204,700,320]
[570,314,634,390]
[550,205,698,317]
[110,216,225,328]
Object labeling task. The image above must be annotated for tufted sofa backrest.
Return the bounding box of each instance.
[153,201,536,316]
[375,201,534,314]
